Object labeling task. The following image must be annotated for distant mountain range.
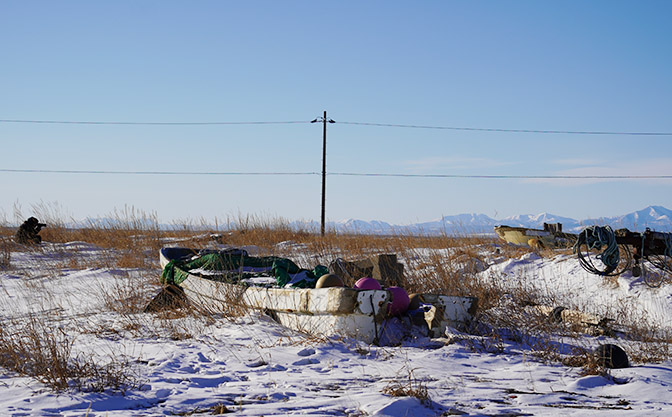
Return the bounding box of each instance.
[293,205,672,235]
[66,205,672,235]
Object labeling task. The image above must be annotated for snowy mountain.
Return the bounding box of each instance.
[499,213,580,230]
[294,206,672,235]
[404,213,500,235]
[583,205,672,233]
[64,206,672,235]
[335,219,397,233]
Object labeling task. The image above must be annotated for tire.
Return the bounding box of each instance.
[594,344,629,369]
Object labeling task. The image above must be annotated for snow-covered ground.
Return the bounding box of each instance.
[1,241,671,416]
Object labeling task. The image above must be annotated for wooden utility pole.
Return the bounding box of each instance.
[311,111,334,236]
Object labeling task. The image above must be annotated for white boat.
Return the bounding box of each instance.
[494,223,576,248]
[157,247,478,345]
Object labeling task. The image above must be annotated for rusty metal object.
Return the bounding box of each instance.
[576,227,672,287]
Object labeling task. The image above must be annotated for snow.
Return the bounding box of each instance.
[1,242,671,416]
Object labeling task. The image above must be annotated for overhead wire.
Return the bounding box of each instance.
[2,115,671,178]
[336,121,672,136]
[1,117,671,135]
[0,169,319,176]
[329,172,672,179]
[0,119,311,126]
[1,168,671,179]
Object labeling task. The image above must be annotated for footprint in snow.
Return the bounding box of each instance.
[266,364,287,372]
[246,358,267,368]
[178,365,197,373]
[188,375,233,388]
[155,388,172,398]
[297,347,316,357]
[293,357,319,366]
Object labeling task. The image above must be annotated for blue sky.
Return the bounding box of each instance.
[2,1,671,225]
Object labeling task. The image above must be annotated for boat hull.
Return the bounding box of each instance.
[494,225,576,248]
[158,248,477,344]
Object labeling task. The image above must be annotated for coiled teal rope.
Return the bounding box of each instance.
[573,225,620,275]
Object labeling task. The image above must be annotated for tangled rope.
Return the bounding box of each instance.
[649,231,672,273]
[573,225,620,276]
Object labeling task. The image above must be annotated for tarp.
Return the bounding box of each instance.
[161,251,328,288]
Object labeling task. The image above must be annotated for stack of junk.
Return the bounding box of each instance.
[146,247,478,346]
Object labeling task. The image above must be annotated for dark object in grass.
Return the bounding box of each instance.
[15,217,47,245]
[594,343,629,369]
[548,306,566,323]
[144,285,190,312]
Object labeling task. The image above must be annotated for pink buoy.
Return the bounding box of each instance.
[353,277,382,290]
[387,286,410,316]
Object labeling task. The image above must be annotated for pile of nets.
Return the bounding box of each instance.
[161,249,328,288]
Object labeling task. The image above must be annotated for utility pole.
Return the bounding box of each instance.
[311,111,335,236]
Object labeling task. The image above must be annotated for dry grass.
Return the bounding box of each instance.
[381,366,431,405]
[2,207,670,393]
[0,237,10,269]
[0,313,142,393]
[560,348,609,376]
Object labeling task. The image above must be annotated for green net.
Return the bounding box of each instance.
[160,251,327,288]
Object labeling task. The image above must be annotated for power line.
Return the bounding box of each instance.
[0,119,311,126]
[2,168,671,180]
[0,169,319,176]
[2,117,671,136]
[337,121,672,136]
[330,172,672,179]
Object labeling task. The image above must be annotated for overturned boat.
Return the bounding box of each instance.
[153,247,478,345]
[494,223,576,249]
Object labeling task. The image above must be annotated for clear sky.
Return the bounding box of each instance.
[2,1,671,225]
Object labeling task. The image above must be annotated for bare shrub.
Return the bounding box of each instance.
[0,238,10,268]
[103,271,161,315]
[381,366,430,405]
[115,249,153,269]
[38,206,164,270]
[0,314,142,393]
[560,348,608,376]
[627,338,671,364]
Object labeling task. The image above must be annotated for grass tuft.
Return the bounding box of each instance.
[382,366,431,405]
[0,313,142,393]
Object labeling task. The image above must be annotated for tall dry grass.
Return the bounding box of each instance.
[2,207,670,386]
[0,312,142,393]
[0,237,10,269]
